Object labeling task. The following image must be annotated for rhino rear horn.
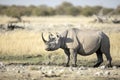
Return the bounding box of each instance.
[56,32,60,38]
[48,32,55,40]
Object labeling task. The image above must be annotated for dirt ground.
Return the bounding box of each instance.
[0,64,120,80]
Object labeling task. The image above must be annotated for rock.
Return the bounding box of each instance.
[45,61,50,65]
[69,66,76,72]
[104,71,110,76]
[94,71,103,76]
[95,71,111,76]
[113,66,117,69]
[88,68,92,71]
[79,66,87,70]
[48,70,54,75]
[56,69,65,76]
[77,71,84,75]
[114,73,119,75]
[32,78,37,80]
[59,69,65,73]
[27,73,31,77]
[17,70,21,73]
[43,70,56,77]
[0,62,6,72]
[42,68,65,77]
[0,62,5,68]
[39,66,43,70]
[99,65,106,69]
[69,67,73,72]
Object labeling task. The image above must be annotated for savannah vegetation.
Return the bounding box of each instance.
[0,16,120,67]
[0,1,120,17]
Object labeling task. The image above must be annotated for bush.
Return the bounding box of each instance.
[0,2,118,17]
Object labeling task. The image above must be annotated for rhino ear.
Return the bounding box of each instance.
[56,32,61,38]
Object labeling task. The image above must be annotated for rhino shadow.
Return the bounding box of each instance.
[65,38,73,43]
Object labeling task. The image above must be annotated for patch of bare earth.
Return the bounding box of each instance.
[0,64,120,80]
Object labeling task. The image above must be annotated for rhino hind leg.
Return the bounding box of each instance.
[101,46,112,67]
[101,33,112,67]
[94,48,103,67]
[103,50,112,67]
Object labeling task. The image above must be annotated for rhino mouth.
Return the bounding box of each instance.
[45,48,55,51]
[45,48,50,51]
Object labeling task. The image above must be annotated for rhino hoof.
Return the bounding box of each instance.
[64,64,69,67]
[72,64,77,67]
[106,64,112,68]
[93,62,102,68]
[93,65,99,68]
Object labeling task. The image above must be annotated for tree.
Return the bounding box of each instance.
[0,2,117,17]
[115,5,120,15]
[81,6,94,16]
[55,1,79,16]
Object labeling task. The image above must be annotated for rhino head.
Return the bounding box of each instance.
[42,32,61,51]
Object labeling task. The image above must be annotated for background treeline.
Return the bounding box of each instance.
[0,2,120,17]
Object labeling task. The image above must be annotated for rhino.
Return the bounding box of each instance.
[42,28,112,67]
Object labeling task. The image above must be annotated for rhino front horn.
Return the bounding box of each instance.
[41,32,47,43]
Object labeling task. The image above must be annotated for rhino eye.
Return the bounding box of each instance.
[49,44,51,47]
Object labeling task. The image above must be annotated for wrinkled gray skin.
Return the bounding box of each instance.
[42,28,112,67]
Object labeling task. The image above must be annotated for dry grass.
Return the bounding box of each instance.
[0,30,43,55]
[0,30,62,56]
[0,30,120,57]
[109,33,120,60]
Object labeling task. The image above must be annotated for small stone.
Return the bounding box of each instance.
[39,66,42,70]
[48,70,54,74]
[0,62,6,72]
[113,66,117,69]
[17,70,20,73]
[88,68,91,71]
[43,70,56,77]
[59,69,65,73]
[28,73,31,77]
[94,71,103,76]
[77,71,84,75]
[99,66,106,69]
[69,67,74,72]
[104,71,110,76]
[45,61,50,65]
[114,73,118,75]
[32,78,37,80]
[79,66,87,70]
[0,62,5,68]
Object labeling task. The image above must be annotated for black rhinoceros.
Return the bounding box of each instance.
[42,28,112,67]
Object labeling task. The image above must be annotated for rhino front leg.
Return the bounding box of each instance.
[70,49,77,67]
[64,49,70,67]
